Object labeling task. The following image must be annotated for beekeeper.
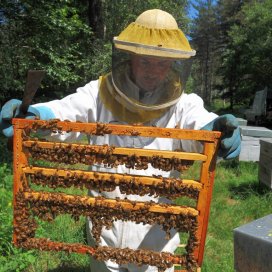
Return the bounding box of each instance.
[0,9,240,272]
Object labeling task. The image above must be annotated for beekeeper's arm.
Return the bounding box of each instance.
[177,93,241,160]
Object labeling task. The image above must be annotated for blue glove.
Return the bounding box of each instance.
[0,99,55,138]
[201,114,241,160]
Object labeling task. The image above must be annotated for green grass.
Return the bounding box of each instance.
[202,160,272,272]
[0,133,272,271]
[26,215,90,272]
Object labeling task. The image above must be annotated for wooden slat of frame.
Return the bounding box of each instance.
[12,119,221,142]
[23,140,207,161]
[13,127,28,245]
[23,166,203,190]
[23,191,199,216]
[194,141,219,267]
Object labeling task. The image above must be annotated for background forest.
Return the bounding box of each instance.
[1,1,272,272]
[1,0,272,110]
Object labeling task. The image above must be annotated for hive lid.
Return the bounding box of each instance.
[239,126,272,138]
[234,214,272,241]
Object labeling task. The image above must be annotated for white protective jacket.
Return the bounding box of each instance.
[34,79,217,272]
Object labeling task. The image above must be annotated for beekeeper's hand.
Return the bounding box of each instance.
[201,114,241,159]
[0,99,55,137]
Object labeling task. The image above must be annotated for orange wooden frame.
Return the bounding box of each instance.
[12,118,221,272]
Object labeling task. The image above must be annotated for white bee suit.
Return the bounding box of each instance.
[33,79,217,272]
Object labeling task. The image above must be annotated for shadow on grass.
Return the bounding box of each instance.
[49,265,90,272]
[228,181,270,200]
[0,135,13,166]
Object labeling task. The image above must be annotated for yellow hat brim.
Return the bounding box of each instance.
[114,22,196,59]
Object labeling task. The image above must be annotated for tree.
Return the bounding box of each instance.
[0,0,93,104]
[215,0,245,109]
[0,1,189,105]
[88,0,104,39]
[189,0,219,105]
[221,0,272,107]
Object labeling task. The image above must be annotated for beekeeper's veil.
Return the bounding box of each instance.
[99,9,196,123]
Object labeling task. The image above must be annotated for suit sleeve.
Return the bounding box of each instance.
[33,80,99,123]
[32,80,99,142]
[176,93,218,152]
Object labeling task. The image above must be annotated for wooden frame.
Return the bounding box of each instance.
[12,118,221,272]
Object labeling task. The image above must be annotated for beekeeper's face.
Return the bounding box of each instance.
[130,55,173,92]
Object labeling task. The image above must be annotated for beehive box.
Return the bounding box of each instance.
[12,118,221,272]
[239,126,272,162]
[236,118,247,126]
[259,139,272,188]
[234,214,272,272]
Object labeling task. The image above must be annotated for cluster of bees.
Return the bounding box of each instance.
[30,119,113,135]
[95,122,114,135]
[93,246,183,272]
[22,192,197,240]
[19,238,186,272]
[30,118,62,133]
[14,120,201,271]
[15,188,198,271]
[27,142,193,172]
[19,237,94,254]
[14,191,38,244]
[28,171,200,199]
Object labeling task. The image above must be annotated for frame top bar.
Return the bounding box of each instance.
[12,118,221,142]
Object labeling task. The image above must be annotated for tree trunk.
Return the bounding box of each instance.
[88,0,104,39]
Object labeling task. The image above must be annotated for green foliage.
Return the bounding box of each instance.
[189,1,272,109]
[0,249,36,272]
[102,0,189,42]
[219,0,272,106]
[0,0,190,105]
[0,164,13,254]
[0,0,93,103]
[88,41,112,79]
[0,136,12,165]
[2,0,271,111]
[232,1,272,85]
